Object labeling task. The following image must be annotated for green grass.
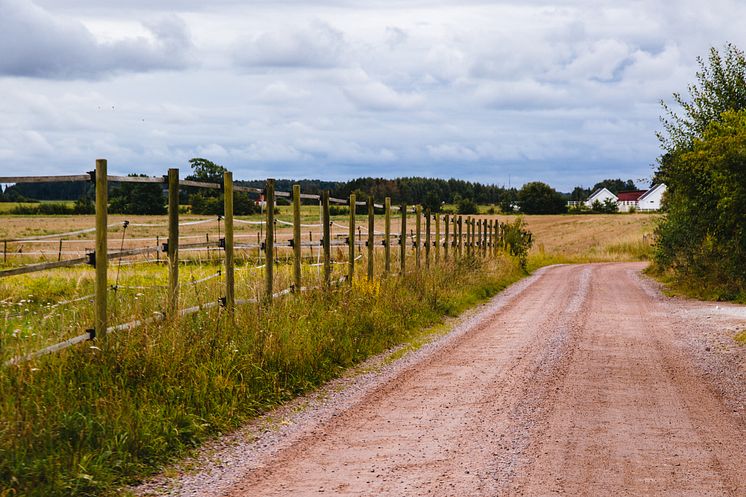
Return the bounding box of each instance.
[0,256,524,497]
[734,330,746,346]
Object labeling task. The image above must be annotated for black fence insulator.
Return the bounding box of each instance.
[345,237,350,245]
[161,241,169,252]
[86,251,96,267]
[87,170,96,182]
[219,237,225,249]
[381,240,387,246]
[260,241,266,251]
[87,328,96,340]
[219,297,227,307]
[288,239,295,248]
[397,238,402,245]
[365,240,369,247]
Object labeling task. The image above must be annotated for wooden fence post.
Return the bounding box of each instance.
[292,184,302,292]
[265,179,275,300]
[322,191,331,287]
[167,168,179,316]
[400,204,407,274]
[425,208,431,269]
[415,205,422,270]
[367,197,374,280]
[223,171,234,318]
[434,213,440,264]
[458,216,464,257]
[384,197,391,274]
[484,219,489,257]
[487,220,492,256]
[476,219,482,257]
[444,214,450,261]
[94,159,108,338]
[348,193,356,284]
[466,216,471,257]
[495,220,500,256]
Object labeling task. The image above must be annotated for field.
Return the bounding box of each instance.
[0,210,657,497]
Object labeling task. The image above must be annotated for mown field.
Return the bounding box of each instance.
[0,210,656,497]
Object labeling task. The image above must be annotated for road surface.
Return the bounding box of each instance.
[144,263,746,497]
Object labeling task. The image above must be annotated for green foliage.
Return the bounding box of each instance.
[9,202,75,215]
[501,217,533,269]
[455,196,478,215]
[659,43,746,153]
[654,109,746,298]
[109,175,167,215]
[187,158,227,183]
[190,192,259,216]
[518,181,566,214]
[591,178,638,194]
[590,198,619,214]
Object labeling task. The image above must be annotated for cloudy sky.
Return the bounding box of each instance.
[1,0,743,190]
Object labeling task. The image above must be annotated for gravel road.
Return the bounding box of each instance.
[139,262,746,497]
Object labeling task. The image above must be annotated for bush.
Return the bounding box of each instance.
[456,197,478,215]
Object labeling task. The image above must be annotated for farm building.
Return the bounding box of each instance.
[575,184,667,212]
[635,183,666,211]
[616,190,647,212]
[584,187,617,208]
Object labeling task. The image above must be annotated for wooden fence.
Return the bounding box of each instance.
[1,159,509,365]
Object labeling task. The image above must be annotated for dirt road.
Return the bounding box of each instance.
[146,263,746,497]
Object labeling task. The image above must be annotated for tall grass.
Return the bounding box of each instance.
[0,256,523,497]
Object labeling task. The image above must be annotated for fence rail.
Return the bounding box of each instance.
[2,160,513,366]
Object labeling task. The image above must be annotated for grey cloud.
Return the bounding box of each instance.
[233,21,346,68]
[0,0,193,79]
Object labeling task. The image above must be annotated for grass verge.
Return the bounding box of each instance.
[0,256,524,497]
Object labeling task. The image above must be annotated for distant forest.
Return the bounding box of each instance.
[0,158,640,216]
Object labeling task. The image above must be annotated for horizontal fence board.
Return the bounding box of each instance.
[107,175,165,184]
[0,174,91,183]
[0,256,89,278]
[179,179,222,190]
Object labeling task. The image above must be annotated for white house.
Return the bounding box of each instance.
[584,187,617,208]
[573,184,667,212]
[636,183,666,211]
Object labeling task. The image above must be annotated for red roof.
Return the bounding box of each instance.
[616,190,647,202]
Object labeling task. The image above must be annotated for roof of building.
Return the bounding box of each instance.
[638,183,666,202]
[616,190,647,202]
[587,187,617,202]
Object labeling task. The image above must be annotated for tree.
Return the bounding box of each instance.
[187,158,227,183]
[570,186,591,202]
[109,175,166,215]
[591,178,638,194]
[655,109,746,295]
[659,43,746,153]
[518,182,566,214]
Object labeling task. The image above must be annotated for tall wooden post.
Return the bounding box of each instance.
[322,191,331,286]
[265,179,275,300]
[425,208,431,268]
[223,172,234,318]
[487,220,493,256]
[483,219,489,257]
[167,168,179,316]
[474,219,482,257]
[292,184,302,292]
[348,193,356,283]
[94,159,108,338]
[367,197,374,280]
[444,214,450,261]
[495,220,500,256]
[434,213,440,264]
[415,205,422,270]
[400,204,407,274]
[466,217,471,257]
[384,197,391,274]
[458,216,464,257]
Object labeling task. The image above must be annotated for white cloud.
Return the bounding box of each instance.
[0,0,193,79]
[233,21,346,68]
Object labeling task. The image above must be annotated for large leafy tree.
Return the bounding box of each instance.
[592,178,638,194]
[655,44,746,298]
[518,181,566,214]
